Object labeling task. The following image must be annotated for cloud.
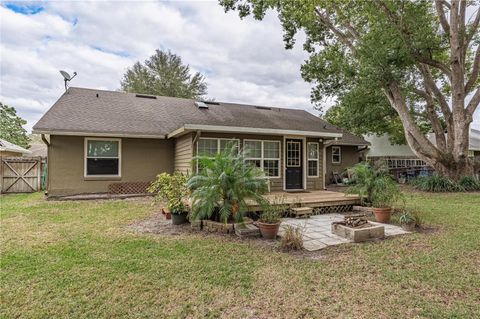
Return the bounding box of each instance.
[0,0,478,134]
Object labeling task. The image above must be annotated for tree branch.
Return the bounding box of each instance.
[466,87,480,116]
[435,0,451,34]
[465,48,480,93]
[466,8,480,46]
[314,8,357,54]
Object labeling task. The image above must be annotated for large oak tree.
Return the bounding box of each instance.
[220,0,480,179]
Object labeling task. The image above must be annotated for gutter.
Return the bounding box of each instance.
[33,130,165,139]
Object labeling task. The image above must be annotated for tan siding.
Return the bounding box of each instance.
[174,133,193,175]
[48,135,174,196]
[325,145,362,184]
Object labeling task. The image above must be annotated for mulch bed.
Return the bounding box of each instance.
[125,212,329,260]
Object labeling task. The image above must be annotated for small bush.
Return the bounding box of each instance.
[259,196,288,224]
[411,175,464,192]
[459,176,480,191]
[280,225,303,251]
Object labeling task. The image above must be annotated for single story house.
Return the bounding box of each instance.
[33,87,369,197]
[0,139,31,157]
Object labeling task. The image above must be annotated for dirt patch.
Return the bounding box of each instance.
[126,212,330,260]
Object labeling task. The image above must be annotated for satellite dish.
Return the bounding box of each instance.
[59,70,78,91]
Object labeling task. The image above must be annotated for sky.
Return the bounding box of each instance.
[0,0,479,133]
[0,0,317,133]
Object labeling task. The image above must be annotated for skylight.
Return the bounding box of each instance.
[135,94,157,99]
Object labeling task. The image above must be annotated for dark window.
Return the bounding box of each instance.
[87,158,119,175]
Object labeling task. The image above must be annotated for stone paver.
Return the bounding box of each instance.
[280,213,410,251]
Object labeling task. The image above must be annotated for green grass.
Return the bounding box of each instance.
[1,192,479,318]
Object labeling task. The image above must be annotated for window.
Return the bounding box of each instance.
[244,140,280,178]
[197,138,239,157]
[307,142,319,177]
[332,146,341,164]
[85,138,121,177]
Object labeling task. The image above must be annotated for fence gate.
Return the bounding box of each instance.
[1,157,42,193]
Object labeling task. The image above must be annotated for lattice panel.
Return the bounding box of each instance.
[108,182,151,194]
[313,205,353,215]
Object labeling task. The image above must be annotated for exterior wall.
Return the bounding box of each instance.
[48,135,174,196]
[325,145,363,184]
[174,133,194,175]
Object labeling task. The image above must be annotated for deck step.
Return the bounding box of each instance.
[291,207,313,218]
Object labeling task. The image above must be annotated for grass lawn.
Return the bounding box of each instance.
[1,191,479,318]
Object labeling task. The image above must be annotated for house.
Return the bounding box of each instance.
[0,139,31,157]
[32,87,369,197]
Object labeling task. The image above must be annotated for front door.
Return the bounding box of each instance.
[285,139,303,189]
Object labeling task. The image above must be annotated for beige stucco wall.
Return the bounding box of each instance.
[48,135,174,196]
[325,145,363,184]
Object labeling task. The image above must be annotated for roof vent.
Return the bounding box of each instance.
[203,101,220,105]
[255,106,272,110]
[135,94,157,99]
[195,101,209,109]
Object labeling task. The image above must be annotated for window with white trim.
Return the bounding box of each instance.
[332,146,341,164]
[85,138,121,176]
[244,140,280,177]
[197,138,239,157]
[307,142,319,177]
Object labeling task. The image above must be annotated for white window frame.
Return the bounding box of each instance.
[307,142,319,178]
[196,137,240,171]
[244,139,281,178]
[332,146,342,164]
[84,137,122,178]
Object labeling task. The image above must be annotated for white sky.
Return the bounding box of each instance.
[0,1,478,133]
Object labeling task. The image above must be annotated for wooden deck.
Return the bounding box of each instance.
[247,190,361,211]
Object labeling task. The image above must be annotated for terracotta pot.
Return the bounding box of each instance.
[401,222,415,232]
[165,212,172,220]
[372,207,392,223]
[257,221,281,239]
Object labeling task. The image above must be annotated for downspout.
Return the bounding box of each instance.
[322,143,327,190]
[40,134,50,196]
[192,131,201,173]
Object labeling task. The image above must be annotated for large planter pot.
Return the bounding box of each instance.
[257,221,281,239]
[372,207,393,223]
[172,212,188,225]
[401,222,416,232]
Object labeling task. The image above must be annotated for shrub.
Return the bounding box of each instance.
[458,176,480,191]
[148,172,189,213]
[187,145,268,223]
[259,196,288,224]
[280,226,303,251]
[348,162,402,207]
[411,175,464,192]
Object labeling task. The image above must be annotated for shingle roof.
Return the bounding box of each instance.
[33,87,364,143]
[0,139,31,154]
[333,131,370,146]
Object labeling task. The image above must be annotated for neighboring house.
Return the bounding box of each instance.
[32,87,369,197]
[24,143,48,159]
[0,139,31,157]
[365,130,480,176]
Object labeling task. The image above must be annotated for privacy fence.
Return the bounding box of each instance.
[0,157,47,194]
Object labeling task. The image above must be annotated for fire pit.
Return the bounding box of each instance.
[331,213,385,242]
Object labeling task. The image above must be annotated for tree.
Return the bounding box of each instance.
[0,102,30,148]
[120,49,208,99]
[220,0,480,179]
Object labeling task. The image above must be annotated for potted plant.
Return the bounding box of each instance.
[148,172,189,225]
[348,162,402,223]
[399,211,416,231]
[257,197,287,239]
[187,144,268,224]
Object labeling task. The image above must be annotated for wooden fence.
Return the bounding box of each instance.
[0,157,46,194]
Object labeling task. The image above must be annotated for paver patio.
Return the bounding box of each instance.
[278,213,410,251]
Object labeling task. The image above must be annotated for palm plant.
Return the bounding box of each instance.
[348,162,401,207]
[187,144,268,223]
